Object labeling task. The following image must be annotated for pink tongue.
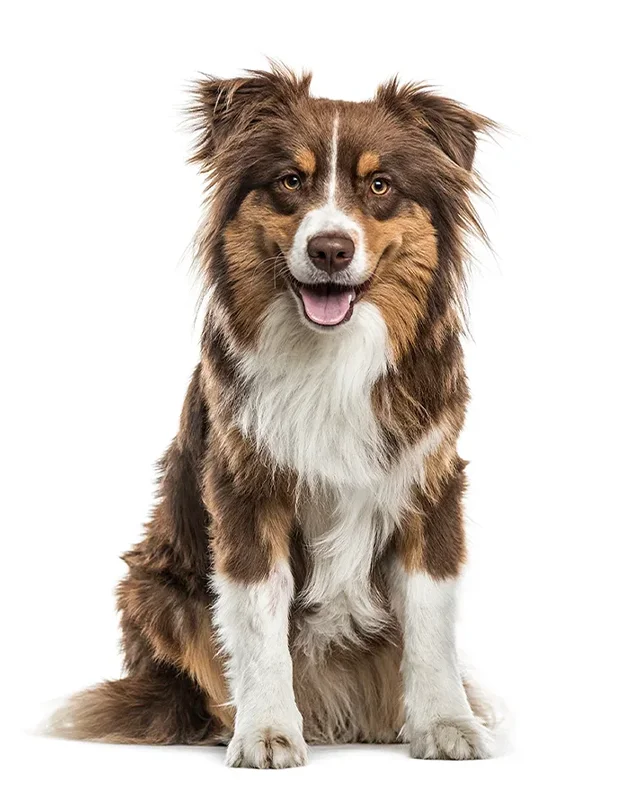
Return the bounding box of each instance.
[299,286,354,326]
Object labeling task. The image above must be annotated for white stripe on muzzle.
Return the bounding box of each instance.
[287,114,369,286]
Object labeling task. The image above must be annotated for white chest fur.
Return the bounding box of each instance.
[295,486,393,655]
[237,294,389,489]
[236,293,445,654]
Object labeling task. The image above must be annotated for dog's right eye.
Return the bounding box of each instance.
[370,176,391,195]
[281,174,302,191]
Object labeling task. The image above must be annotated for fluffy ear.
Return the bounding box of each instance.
[376,79,493,171]
[188,64,311,166]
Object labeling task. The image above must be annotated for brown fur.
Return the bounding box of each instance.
[397,457,468,578]
[49,65,494,748]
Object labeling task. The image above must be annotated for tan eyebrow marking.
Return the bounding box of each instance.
[357,151,380,177]
[295,147,316,175]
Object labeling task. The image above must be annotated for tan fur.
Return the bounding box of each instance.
[358,204,439,360]
[397,508,427,574]
[222,197,290,345]
[357,150,380,177]
[183,624,233,730]
[222,192,312,345]
[258,499,294,564]
[295,146,316,175]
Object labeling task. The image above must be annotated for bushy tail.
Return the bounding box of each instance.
[47,667,217,745]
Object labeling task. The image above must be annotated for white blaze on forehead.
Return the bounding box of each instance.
[327,114,340,205]
[287,112,370,286]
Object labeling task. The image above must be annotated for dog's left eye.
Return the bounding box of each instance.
[281,174,302,191]
[370,177,390,195]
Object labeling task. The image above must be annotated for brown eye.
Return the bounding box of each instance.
[370,177,390,195]
[281,174,302,191]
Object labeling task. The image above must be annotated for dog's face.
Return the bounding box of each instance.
[191,68,488,355]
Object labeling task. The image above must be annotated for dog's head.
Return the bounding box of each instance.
[190,65,491,356]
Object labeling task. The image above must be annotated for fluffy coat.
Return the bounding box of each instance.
[51,65,495,767]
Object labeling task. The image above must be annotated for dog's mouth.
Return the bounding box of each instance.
[291,279,371,327]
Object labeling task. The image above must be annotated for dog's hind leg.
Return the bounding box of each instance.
[49,364,233,743]
[49,555,233,744]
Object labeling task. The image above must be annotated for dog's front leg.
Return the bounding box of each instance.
[390,466,492,760]
[210,492,306,769]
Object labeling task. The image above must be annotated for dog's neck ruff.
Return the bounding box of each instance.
[236,293,390,491]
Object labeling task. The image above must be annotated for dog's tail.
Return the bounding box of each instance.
[46,666,218,745]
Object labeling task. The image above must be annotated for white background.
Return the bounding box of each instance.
[2,1,626,797]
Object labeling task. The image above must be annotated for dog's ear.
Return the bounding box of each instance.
[188,64,311,166]
[376,79,492,171]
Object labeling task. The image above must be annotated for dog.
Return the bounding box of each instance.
[52,65,496,767]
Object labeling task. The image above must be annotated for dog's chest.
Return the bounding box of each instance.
[237,296,390,489]
[293,434,443,654]
[293,488,394,655]
[235,294,445,652]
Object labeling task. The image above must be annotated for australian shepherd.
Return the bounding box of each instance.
[52,65,497,767]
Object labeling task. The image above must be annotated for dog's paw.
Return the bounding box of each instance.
[409,716,493,760]
[225,725,308,769]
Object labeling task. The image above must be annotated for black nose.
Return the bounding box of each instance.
[307,233,355,274]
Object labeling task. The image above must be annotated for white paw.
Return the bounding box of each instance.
[225,725,308,769]
[409,716,493,760]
